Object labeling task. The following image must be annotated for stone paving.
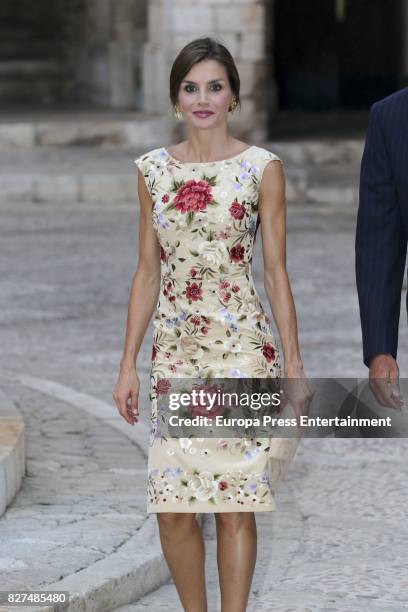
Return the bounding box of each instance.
[0,382,146,591]
[1,187,408,610]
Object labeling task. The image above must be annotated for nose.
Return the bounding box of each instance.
[198,90,209,105]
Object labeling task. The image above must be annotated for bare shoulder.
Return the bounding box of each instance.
[259,157,285,199]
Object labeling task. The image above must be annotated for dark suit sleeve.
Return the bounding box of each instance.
[355,102,407,367]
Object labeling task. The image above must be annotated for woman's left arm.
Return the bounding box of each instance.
[259,160,304,378]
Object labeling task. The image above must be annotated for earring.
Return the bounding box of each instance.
[229,97,238,113]
[174,103,182,119]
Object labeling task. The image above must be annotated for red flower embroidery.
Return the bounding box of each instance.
[161,194,170,203]
[262,343,276,363]
[191,315,201,325]
[187,383,225,418]
[219,481,228,490]
[230,243,245,262]
[219,280,230,289]
[185,282,202,302]
[232,285,240,293]
[201,326,209,335]
[190,268,198,277]
[174,179,213,213]
[156,378,172,395]
[229,200,245,220]
[160,246,166,261]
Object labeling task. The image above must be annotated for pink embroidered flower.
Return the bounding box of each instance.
[230,243,245,262]
[190,268,198,277]
[174,179,213,213]
[219,280,230,289]
[229,200,245,220]
[218,227,232,239]
[262,342,276,363]
[232,285,240,293]
[218,481,228,490]
[201,326,209,335]
[223,292,231,302]
[191,315,201,325]
[161,194,170,203]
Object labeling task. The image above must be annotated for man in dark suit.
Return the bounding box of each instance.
[355,86,408,408]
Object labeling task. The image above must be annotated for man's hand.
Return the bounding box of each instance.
[368,353,404,410]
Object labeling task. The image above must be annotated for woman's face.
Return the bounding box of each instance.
[176,59,234,128]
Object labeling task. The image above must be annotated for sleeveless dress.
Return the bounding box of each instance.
[134,145,299,513]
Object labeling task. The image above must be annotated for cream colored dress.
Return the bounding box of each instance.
[134,145,300,513]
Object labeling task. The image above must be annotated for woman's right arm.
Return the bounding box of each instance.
[113,168,161,425]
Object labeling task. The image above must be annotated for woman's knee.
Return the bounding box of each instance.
[215,511,255,534]
[156,512,197,533]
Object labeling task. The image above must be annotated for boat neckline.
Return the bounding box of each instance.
[162,145,255,164]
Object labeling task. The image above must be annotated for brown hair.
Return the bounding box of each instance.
[169,37,241,112]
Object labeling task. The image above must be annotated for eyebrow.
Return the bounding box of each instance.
[181,79,226,84]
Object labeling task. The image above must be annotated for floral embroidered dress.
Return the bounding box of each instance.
[134,145,299,513]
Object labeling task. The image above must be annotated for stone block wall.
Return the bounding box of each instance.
[0,0,148,109]
[71,0,147,109]
[142,0,271,141]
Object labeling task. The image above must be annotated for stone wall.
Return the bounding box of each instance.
[142,0,271,141]
[0,0,148,109]
[71,0,147,109]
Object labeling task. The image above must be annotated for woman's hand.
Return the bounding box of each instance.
[113,364,140,425]
[280,361,314,430]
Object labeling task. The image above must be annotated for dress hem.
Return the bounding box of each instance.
[147,502,277,513]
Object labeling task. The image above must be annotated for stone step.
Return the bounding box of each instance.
[0,112,173,149]
[0,59,63,77]
[0,60,66,106]
[0,389,25,517]
[0,145,361,206]
[0,40,63,60]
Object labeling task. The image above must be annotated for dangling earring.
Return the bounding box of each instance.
[174,103,182,119]
[228,97,238,113]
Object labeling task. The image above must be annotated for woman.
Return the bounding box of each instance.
[113,37,309,612]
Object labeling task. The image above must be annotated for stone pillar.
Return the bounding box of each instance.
[109,0,146,108]
[72,0,146,109]
[142,0,272,141]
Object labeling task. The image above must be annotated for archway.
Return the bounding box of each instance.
[271,0,404,112]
